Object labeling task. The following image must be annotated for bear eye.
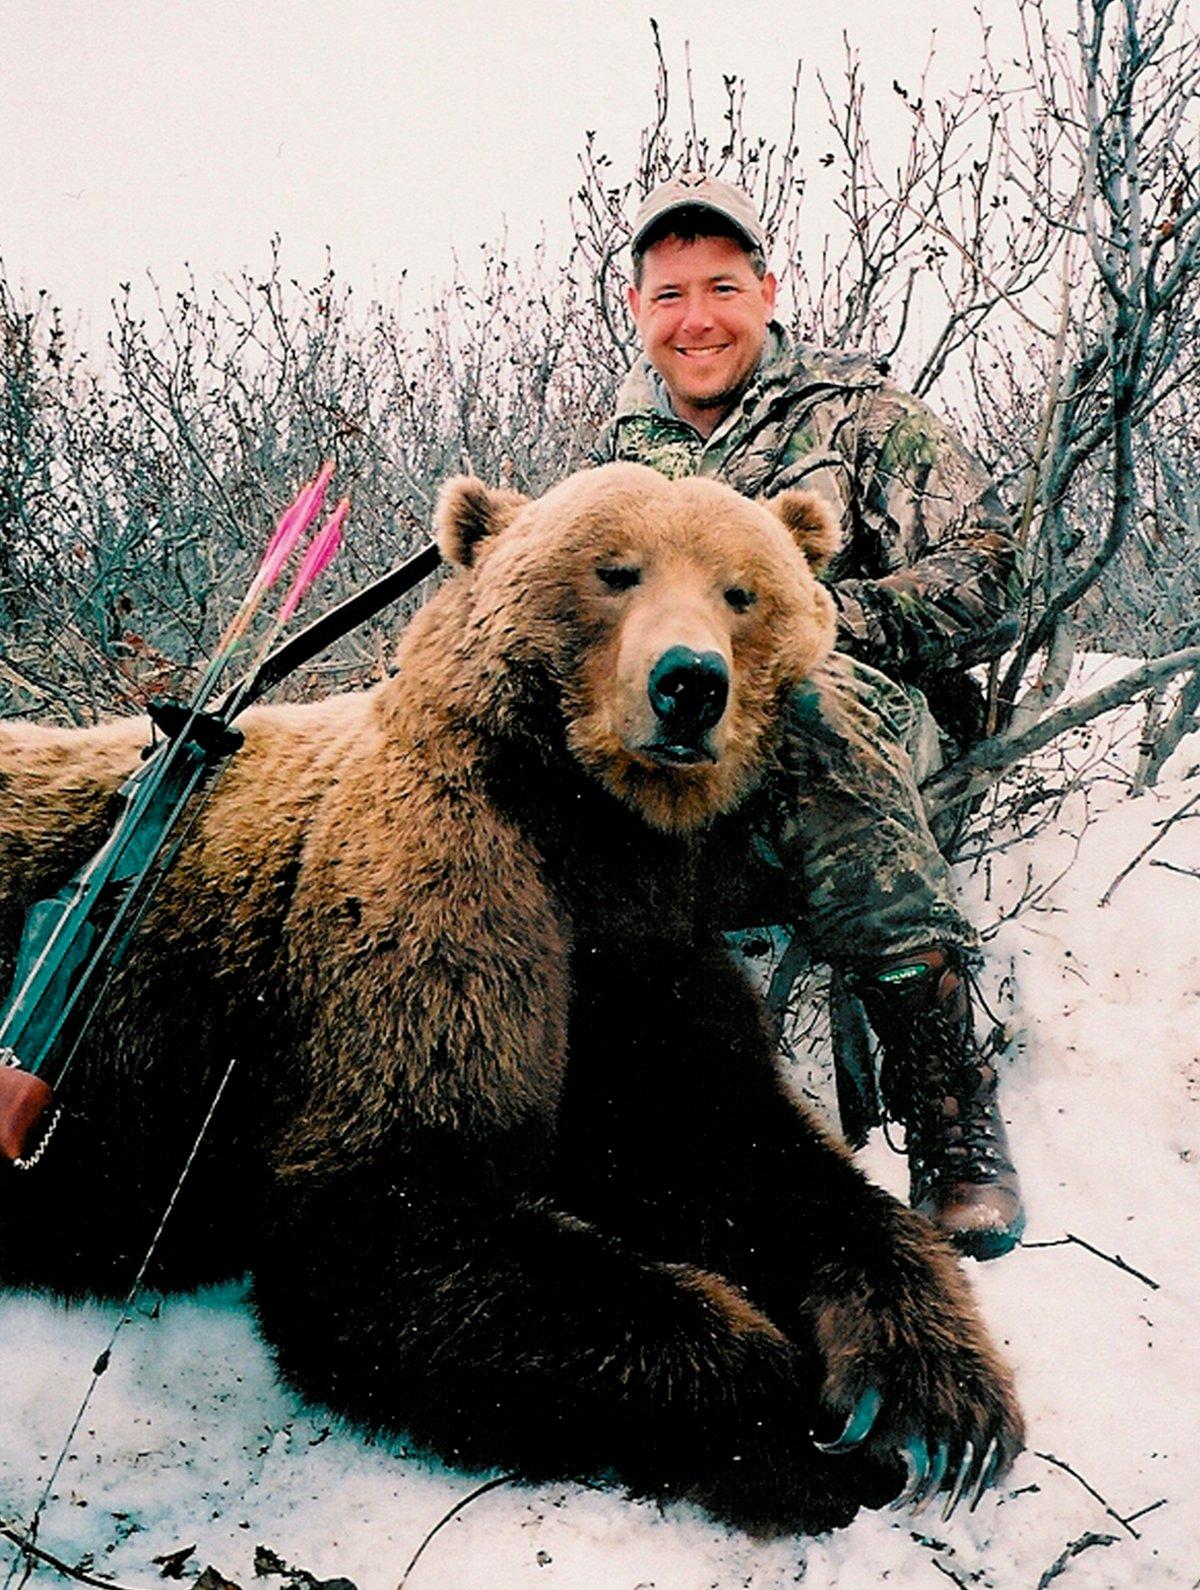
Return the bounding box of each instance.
[725,585,756,613]
[597,564,641,592]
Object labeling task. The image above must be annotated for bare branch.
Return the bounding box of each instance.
[1035,1531,1121,1589]
[1098,785,1200,904]
[926,647,1200,813]
[1,1522,146,1590]
[1021,1230,1160,1288]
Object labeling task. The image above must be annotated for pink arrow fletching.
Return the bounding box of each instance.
[278,497,349,622]
[259,460,335,589]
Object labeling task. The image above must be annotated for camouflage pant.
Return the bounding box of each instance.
[711,653,978,966]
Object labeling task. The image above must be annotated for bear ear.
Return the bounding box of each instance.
[765,489,842,574]
[435,477,531,568]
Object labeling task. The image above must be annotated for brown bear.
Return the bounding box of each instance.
[0,462,1021,1535]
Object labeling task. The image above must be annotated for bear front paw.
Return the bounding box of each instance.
[810,1288,1024,1519]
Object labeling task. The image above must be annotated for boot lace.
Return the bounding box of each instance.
[884,999,1014,1199]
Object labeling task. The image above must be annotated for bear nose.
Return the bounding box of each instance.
[647,647,729,734]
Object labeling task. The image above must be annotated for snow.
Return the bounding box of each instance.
[3,658,1199,1589]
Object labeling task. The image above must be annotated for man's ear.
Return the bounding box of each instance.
[760,271,778,318]
[627,282,641,321]
[766,488,842,574]
[435,477,530,568]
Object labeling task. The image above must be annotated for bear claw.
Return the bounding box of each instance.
[941,1441,977,1520]
[968,1436,1001,1513]
[889,1435,931,1509]
[812,1385,882,1453]
[907,1440,950,1512]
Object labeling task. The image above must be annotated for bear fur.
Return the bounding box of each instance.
[0,462,1021,1534]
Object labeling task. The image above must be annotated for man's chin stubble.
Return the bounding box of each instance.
[687,380,749,412]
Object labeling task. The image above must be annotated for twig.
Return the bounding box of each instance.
[1033,1452,1140,1538]
[1022,1232,1159,1290]
[1122,1497,1168,1525]
[1099,787,1200,905]
[1006,1483,1043,1501]
[930,1559,973,1588]
[1036,1531,1120,1589]
[395,1473,518,1590]
[1150,859,1200,880]
[0,1524,146,1590]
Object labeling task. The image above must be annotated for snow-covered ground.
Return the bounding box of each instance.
[3,659,1198,1589]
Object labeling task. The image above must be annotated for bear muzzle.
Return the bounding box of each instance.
[643,646,730,764]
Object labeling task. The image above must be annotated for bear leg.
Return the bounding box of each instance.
[251,1154,873,1535]
[558,937,1023,1514]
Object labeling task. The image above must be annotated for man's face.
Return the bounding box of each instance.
[628,233,777,437]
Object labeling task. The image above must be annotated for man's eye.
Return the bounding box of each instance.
[597,565,642,592]
[725,586,756,613]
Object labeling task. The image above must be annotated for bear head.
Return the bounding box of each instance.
[432,461,840,834]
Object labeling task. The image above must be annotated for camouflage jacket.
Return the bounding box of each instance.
[591,326,1022,687]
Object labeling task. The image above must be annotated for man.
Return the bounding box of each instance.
[592,172,1025,1259]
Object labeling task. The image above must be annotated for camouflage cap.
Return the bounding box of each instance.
[630,172,767,256]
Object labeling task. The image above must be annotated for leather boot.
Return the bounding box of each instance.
[853,947,1025,1260]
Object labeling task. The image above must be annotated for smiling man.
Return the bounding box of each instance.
[593,173,1026,1260]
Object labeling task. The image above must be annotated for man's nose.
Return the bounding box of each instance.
[678,292,714,335]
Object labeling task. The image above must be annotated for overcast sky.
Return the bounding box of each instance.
[2,0,1076,339]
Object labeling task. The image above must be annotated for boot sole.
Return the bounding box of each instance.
[950,1216,1025,1262]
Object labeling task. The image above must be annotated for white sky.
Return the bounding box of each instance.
[2,0,1076,340]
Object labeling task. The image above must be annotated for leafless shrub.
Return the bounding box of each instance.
[0,238,610,720]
